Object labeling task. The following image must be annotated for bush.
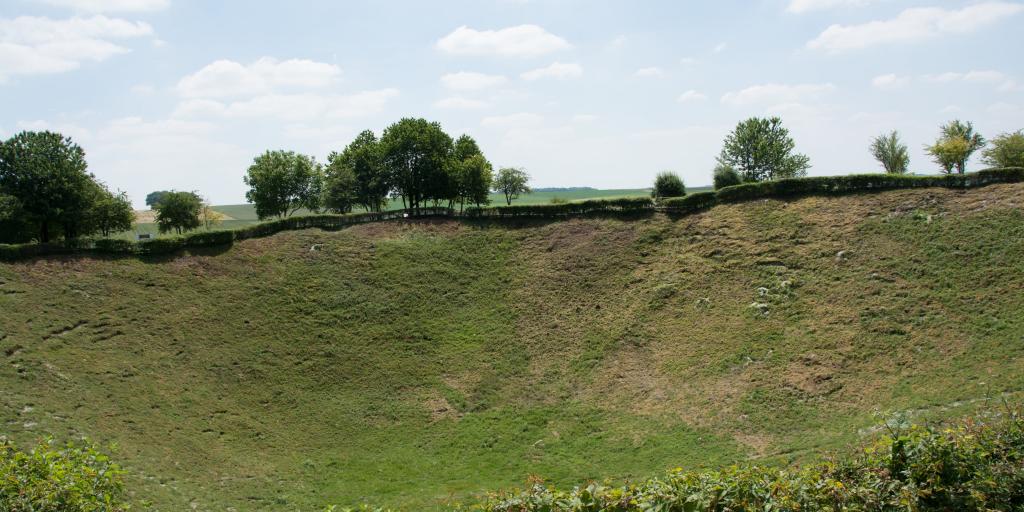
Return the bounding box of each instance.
[712,163,741,189]
[138,236,185,255]
[93,238,137,254]
[652,172,685,199]
[182,229,234,248]
[466,197,653,218]
[660,191,717,213]
[0,438,130,512]
[477,410,1024,512]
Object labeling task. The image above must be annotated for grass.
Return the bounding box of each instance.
[1,183,1023,510]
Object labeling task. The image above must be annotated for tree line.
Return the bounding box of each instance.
[650,117,1024,199]
[3,116,1022,244]
[241,118,533,224]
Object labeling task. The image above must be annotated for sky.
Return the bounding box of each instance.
[1,0,1023,207]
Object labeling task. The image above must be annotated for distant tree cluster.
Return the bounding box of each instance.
[0,131,133,243]
[243,118,509,219]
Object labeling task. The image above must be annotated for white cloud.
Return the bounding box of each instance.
[677,90,707,103]
[607,35,627,50]
[634,67,663,77]
[923,70,1021,92]
[787,0,879,14]
[679,57,699,65]
[176,57,341,98]
[871,73,910,89]
[520,61,582,81]
[721,83,835,107]
[434,96,490,109]
[713,42,728,53]
[436,25,571,57]
[173,89,399,121]
[807,2,1024,52]
[481,112,544,127]
[0,15,153,79]
[439,71,507,91]
[31,0,170,12]
[572,114,598,123]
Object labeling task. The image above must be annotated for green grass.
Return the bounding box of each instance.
[1,183,1023,510]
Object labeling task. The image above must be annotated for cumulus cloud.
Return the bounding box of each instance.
[436,24,570,57]
[677,90,708,103]
[0,15,153,79]
[31,0,170,12]
[434,96,490,109]
[520,62,582,81]
[173,89,399,121]
[807,2,1024,52]
[721,83,835,107]
[787,0,878,14]
[633,67,663,77]
[176,57,341,98]
[871,73,910,89]
[439,71,507,91]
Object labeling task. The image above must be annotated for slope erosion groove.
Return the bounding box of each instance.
[1,183,1023,510]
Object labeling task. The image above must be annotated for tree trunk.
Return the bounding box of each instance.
[40,221,50,243]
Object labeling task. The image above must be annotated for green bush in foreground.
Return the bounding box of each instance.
[471,409,1024,512]
[0,438,130,512]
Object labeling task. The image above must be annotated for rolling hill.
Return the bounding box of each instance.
[2,183,1023,510]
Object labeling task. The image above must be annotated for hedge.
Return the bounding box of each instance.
[465,197,654,218]
[2,169,1022,262]
[659,191,717,213]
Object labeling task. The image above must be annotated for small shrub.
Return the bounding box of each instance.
[660,191,717,213]
[0,438,130,512]
[712,163,742,189]
[93,238,137,254]
[652,171,685,199]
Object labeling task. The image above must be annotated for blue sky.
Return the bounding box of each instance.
[2,0,1022,206]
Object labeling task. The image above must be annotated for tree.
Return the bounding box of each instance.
[0,131,94,242]
[494,167,531,206]
[870,131,910,174]
[453,134,483,162]
[200,200,225,230]
[145,190,171,209]
[244,150,324,219]
[328,130,390,212]
[380,118,453,210]
[455,154,494,211]
[154,191,202,234]
[718,117,810,182]
[652,171,685,199]
[982,130,1024,168]
[932,120,985,174]
[88,188,134,237]
[322,164,358,214]
[712,163,742,189]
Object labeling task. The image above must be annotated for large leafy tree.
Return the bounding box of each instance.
[244,150,324,219]
[145,190,171,208]
[927,120,985,174]
[718,117,810,182]
[493,167,531,206]
[982,130,1024,168]
[88,187,134,237]
[870,131,910,174]
[322,164,358,214]
[0,131,95,242]
[380,118,453,210]
[327,130,390,212]
[456,154,494,211]
[154,191,202,234]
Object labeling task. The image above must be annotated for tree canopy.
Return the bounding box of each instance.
[718,117,810,182]
[244,150,324,219]
[926,120,985,174]
[493,167,532,206]
[154,190,202,234]
[327,130,390,212]
[870,131,910,174]
[380,118,454,210]
[652,172,685,199]
[982,130,1024,168]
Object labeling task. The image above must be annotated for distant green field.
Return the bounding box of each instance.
[124,188,696,238]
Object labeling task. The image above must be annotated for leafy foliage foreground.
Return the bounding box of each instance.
[475,409,1024,512]
[0,438,129,512]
